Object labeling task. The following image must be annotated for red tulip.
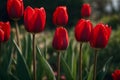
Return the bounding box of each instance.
[0,29,4,42]
[75,19,93,42]
[112,70,120,80]
[24,6,46,33]
[52,27,69,50]
[81,3,91,18]
[90,23,111,49]
[7,0,24,20]
[53,6,68,26]
[0,22,11,42]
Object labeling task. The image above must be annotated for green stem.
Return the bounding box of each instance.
[93,50,98,80]
[33,34,36,80]
[57,51,61,80]
[0,43,1,62]
[79,43,83,80]
[15,21,20,47]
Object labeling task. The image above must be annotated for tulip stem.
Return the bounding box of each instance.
[33,34,36,80]
[0,43,1,60]
[79,43,83,80]
[15,21,20,47]
[93,49,98,80]
[57,51,61,80]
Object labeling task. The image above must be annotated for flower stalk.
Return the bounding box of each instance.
[33,34,36,80]
[15,21,20,47]
[79,43,83,80]
[57,51,61,80]
[93,49,98,80]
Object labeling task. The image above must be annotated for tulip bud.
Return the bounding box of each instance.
[7,0,24,20]
[0,29,4,42]
[81,3,91,18]
[75,19,93,42]
[90,23,111,49]
[52,27,69,50]
[0,22,11,42]
[112,70,120,80]
[24,6,46,33]
[53,6,68,26]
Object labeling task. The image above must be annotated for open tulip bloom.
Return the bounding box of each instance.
[7,0,24,20]
[53,6,68,26]
[81,3,91,18]
[112,70,120,80]
[90,23,111,80]
[0,22,11,42]
[24,6,46,33]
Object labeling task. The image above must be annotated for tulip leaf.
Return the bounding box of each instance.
[96,56,113,80]
[13,41,31,80]
[9,73,19,80]
[71,52,77,80]
[65,39,74,69]
[87,65,93,80]
[0,39,13,72]
[36,47,56,80]
[26,34,32,70]
[61,56,74,80]
[0,39,13,79]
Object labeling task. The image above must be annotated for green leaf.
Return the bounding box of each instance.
[61,56,74,80]
[37,47,56,80]
[71,52,77,80]
[65,39,74,69]
[13,41,31,80]
[97,57,113,80]
[9,73,19,80]
[1,39,13,72]
[0,38,13,80]
[87,65,93,80]
[26,34,32,70]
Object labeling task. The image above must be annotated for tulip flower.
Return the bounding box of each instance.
[7,0,24,46]
[90,23,111,80]
[75,19,93,42]
[24,6,46,33]
[52,27,69,80]
[90,23,111,49]
[24,6,46,80]
[74,19,92,80]
[53,6,68,26]
[52,27,69,50]
[81,3,91,18]
[112,70,120,80]
[7,0,24,20]
[0,22,11,42]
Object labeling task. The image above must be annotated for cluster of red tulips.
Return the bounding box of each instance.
[1,0,119,80]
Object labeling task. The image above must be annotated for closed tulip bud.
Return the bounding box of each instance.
[52,27,69,50]
[7,0,24,20]
[24,6,46,33]
[112,70,120,80]
[53,6,68,26]
[90,23,111,49]
[75,19,93,42]
[81,3,91,18]
[0,29,4,42]
[0,22,11,42]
